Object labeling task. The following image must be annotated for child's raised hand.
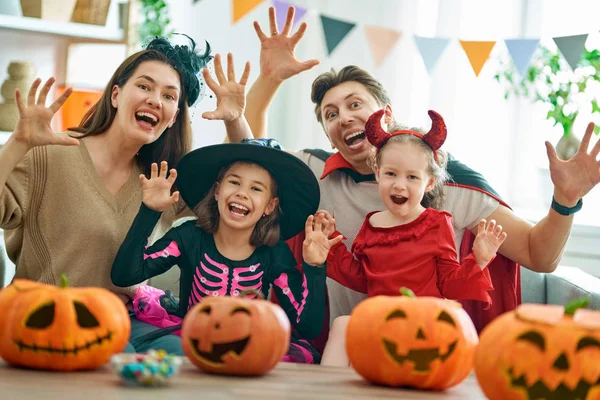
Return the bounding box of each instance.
[303,211,343,266]
[472,219,507,268]
[140,161,180,212]
[201,53,251,122]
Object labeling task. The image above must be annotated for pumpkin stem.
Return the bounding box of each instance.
[239,289,265,300]
[399,287,415,297]
[565,298,590,316]
[60,274,69,288]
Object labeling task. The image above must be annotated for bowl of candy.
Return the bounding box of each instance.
[111,350,183,387]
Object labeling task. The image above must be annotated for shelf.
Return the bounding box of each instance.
[0,14,125,43]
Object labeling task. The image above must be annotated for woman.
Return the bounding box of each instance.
[0,35,252,354]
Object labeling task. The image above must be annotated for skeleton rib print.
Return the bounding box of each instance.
[140,235,310,322]
[188,253,264,308]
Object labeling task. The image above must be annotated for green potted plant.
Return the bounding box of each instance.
[494,45,600,160]
[137,0,173,47]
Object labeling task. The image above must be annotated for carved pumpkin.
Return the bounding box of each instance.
[0,276,130,371]
[475,300,600,400]
[181,290,291,376]
[346,288,478,389]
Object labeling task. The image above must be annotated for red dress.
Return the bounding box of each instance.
[327,208,493,305]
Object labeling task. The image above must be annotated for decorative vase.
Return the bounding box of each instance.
[0,62,36,132]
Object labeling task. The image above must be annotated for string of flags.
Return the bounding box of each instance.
[224,0,594,77]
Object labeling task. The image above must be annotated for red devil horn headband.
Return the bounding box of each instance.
[365,109,447,163]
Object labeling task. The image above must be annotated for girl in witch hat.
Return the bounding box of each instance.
[320,110,508,366]
[111,137,342,363]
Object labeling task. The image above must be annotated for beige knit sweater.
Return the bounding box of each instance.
[0,142,173,303]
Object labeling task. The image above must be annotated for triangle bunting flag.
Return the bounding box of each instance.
[232,0,264,24]
[320,15,356,55]
[413,36,450,75]
[460,40,497,77]
[553,34,588,70]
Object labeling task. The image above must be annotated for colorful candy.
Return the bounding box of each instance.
[111,349,182,386]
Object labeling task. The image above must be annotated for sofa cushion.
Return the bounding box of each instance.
[545,266,600,309]
[520,266,547,304]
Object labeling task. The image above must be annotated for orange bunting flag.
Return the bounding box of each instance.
[232,0,264,23]
[364,25,402,67]
[459,40,497,77]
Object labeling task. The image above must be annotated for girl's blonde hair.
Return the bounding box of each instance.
[193,162,282,247]
[368,123,449,210]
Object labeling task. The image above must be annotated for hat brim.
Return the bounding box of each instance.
[177,143,320,241]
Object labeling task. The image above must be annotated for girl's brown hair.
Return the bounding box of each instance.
[370,123,449,210]
[194,162,282,247]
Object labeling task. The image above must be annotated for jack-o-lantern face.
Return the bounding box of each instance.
[0,279,130,371]
[475,303,600,400]
[346,292,478,390]
[382,307,459,372]
[188,304,252,365]
[181,293,291,376]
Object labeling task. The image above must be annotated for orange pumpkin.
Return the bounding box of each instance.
[0,276,130,371]
[346,288,478,389]
[181,290,290,376]
[475,300,600,400]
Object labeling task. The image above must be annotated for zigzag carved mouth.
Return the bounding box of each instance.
[507,367,600,400]
[190,336,250,365]
[382,339,458,372]
[13,331,113,356]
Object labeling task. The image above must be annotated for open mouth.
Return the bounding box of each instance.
[13,331,114,355]
[506,367,599,400]
[382,339,458,372]
[228,203,250,217]
[391,195,408,205]
[344,131,365,148]
[190,336,250,365]
[135,111,159,127]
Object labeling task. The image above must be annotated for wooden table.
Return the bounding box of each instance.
[0,359,487,399]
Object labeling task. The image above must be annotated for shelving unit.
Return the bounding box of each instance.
[0,14,125,43]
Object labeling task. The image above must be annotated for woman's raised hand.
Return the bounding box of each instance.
[201,53,251,122]
[12,77,80,150]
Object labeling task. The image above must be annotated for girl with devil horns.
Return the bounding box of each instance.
[319,110,508,366]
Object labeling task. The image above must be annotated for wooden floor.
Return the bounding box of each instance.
[0,358,486,399]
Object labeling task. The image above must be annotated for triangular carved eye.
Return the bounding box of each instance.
[74,302,100,328]
[25,302,55,329]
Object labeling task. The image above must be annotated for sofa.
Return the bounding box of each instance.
[520,265,600,309]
